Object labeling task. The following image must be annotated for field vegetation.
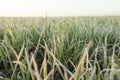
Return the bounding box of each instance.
[0,17,120,80]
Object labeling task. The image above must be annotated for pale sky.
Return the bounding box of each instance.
[0,0,120,17]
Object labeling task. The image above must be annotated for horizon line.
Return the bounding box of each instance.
[0,15,120,18]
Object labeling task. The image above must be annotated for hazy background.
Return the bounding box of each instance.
[0,0,120,17]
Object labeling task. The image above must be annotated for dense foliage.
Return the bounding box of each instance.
[0,17,120,80]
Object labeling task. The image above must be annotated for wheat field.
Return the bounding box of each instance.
[0,17,120,80]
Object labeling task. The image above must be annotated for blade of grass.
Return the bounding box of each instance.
[11,43,25,80]
[75,41,92,80]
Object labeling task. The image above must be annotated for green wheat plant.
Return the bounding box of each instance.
[0,17,120,80]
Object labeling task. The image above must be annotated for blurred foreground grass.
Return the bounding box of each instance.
[0,17,120,80]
